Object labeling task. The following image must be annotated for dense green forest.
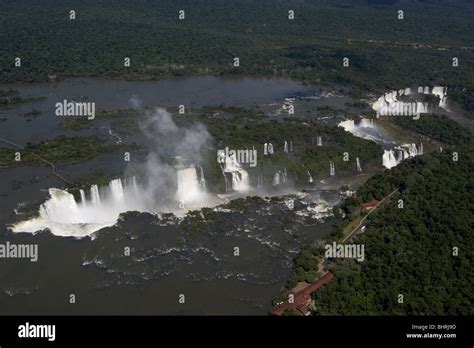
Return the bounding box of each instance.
[0,136,135,167]
[390,114,473,145]
[274,113,474,315]
[310,146,473,315]
[1,1,473,111]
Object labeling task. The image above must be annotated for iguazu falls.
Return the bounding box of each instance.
[0,2,472,339]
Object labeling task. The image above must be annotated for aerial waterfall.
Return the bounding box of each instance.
[176,166,206,206]
[338,118,384,143]
[91,185,101,206]
[273,172,281,186]
[11,177,147,237]
[317,136,322,146]
[382,143,423,169]
[222,169,230,192]
[284,141,289,153]
[382,150,399,169]
[267,143,274,154]
[109,179,125,203]
[307,171,313,183]
[257,173,263,188]
[79,189,86,205]
[372,86,449,117]
[231,171,249,192]
[329,161,335,176]
[219,152,250,192]
[282,168,288,183]
[356,157,362,172]
[199,166,206,190]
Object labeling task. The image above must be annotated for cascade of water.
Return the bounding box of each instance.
[383,142,424,170]
[264,143,268,155]
[317,136,322,146]
[401,148,409,160]
[220,164,228,192]
[407,143,418,157]
[382,150,399,169]
[329,161,335,176]
[176,166,205,205]
[199,166,206,190]
[38,189,80,222]
[231,171,249,192]
[356,157,362,172]
[273,172,280,186]
[12,176,149,237]
[282,168,288,183]
[132,176,138,192]
[395,150,402,165]
[221,153,250,192]
[90,185,101,206]
[241,171,250,190]
[284,141,289,153]
[267,143,274,154]
[109,179,125,202]
[307,170,313,183]
[432,86,448,109]
[359,118,374,128]
[79,189,86,204]
[257,173,263,188]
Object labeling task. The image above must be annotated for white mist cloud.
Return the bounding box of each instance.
[134,106,213,209]
[139,107,211,162]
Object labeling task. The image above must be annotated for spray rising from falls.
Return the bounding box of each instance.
[175,166,207,208]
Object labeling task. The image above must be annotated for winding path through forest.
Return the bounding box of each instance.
[0,137,77,187]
